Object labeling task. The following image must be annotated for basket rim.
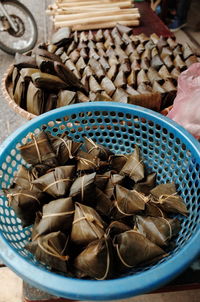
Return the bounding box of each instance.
[1,64,36,120]
[0,102,199,300]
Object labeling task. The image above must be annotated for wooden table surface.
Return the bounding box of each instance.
[132,1,173,37]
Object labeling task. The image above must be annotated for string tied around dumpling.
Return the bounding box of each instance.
[78,157,98,168]
[97,237,111,280]
[158,192,177,203]
[7,192,40,206]
[58,137,73,159]
[114,200,133,217]
[81,175,85,201]
[28,170,34,191]
[129,159,143,177]
[133,190,149,204]
[86,137,107,156]
[73,214,104,229]
[115,242,133,268]
[42,210,75,219]
[37,237,69,261]
[43,178,73,192]
[160,217,172,240]
[31,134,42,163]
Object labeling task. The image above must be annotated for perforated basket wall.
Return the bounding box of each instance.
[0,102,199,300]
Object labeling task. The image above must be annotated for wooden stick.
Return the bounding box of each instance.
[56,6,130,13]
[46,6,128,16]
[56,0,133,3]
[55,13,140,27]
[57,2,132,9]
[57,1,122,7]
[71,20,140,31]
[54,8,139,21]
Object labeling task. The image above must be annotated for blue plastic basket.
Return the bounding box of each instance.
[0,102,199,300]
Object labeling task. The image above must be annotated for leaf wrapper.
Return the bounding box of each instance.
[109,154,128,172]
[14,165,40,192]
[106,221,131,239]
[104,174,124,199]
[133,172,156,195]
[6,189,45,227]
[26,231,69,273]
[69,172,96,204]
[158,195,188,216]
[115,185,148,215]
[150,183,188,216]
[95,171,110,191]
[74,236,113,280]
[19,132,58,167]
[120,146,144,182]
[35,197,74,237]
[31,72,68,90]
[26,81,44,115]
[57,90,76,108]
[135,215,181,247]
[32,165,76,198]
[48,133,82,165]
[84,137,113,161]
[114,230,165,269]
[95,188,113,217]
[71,203,105,245]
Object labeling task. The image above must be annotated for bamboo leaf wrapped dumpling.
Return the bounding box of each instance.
[120,146,145,182]
[71,203,105,245]
[84,137,114,161]
[106,221,131,239]
[47,133,82,166]
[109,154,128,172]
[34,197,74,237]
[13,165,40,192]
[6,189,45,227]
[76,150,100,171]
[150,183,188,216]
[133,172,156,195]
[104,174,125,199]
[69,172,96,204]
[135,215,181,247]
[95,188,113,217]
[74,235,113,280]
[32,165,76,198]
[19,131,58,168]
[114,230,165,270]
[26,231,69,273]
[145,200,166,217]
[115,184,149,215]
[95,171,111,191]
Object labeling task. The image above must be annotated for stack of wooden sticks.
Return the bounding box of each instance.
[47,0,140,31]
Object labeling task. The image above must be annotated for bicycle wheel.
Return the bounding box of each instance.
[0,0,38,55]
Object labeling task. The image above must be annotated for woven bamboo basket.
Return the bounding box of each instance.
[2,65,173,120]
[1,65,36,120]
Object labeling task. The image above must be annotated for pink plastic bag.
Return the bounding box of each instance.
[167,63,200,139]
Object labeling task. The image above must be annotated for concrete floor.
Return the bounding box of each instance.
[0,0,200,301]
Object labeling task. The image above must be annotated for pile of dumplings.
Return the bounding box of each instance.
[5,131,188,279]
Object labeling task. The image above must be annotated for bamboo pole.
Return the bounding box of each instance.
[56,0,133,3]
[55,14,140,29]
[57,1,121,7]
[47,7,125,16]
[55,13,140,27]
[71,20,139,31]
[54,8,139,21]
[57,1,132,9]
[56,6,126,13]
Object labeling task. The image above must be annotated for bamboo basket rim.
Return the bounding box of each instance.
[1,65,36,120]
